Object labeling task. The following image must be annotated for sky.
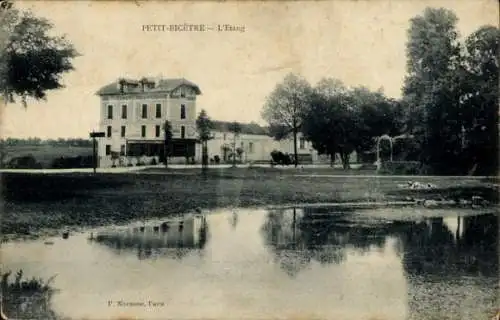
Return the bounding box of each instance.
[1,0,498,139]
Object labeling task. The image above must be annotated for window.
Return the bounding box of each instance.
[105,145,111,155]
[223,133,226,140]
[180,87,186,98]
[120,144,125,156]
[121,126,126,138]
[156,104,161,118]
[107,105,113,119]
[142,104,148,119]
[141,125,146,137]
[121,105,127,119]
[249,142,254,153]
[180,104,186,119]
[299,137,305,149]
[181,126,185,139]
[107,126,112,137]
[155,125,160,137]
[241,141,244,149]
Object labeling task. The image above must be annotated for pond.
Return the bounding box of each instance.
[1,206,498,320]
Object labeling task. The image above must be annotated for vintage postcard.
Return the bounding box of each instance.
[0,0,498,319]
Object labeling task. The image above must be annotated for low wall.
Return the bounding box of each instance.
[99,155,160,167]
[98,155,198,167]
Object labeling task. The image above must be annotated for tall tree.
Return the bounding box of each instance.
[302,79,355,169]
[302,79,403,168]
[347,86,404,160]
[261,73,312,167]
[196,109,214,171]
[163,120,173,168]
[460,25,499,175]
[1,1,78,106]
[228,121,241,167]
[402,7,463,173]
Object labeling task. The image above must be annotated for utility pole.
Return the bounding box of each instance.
[89,131,105,174]
[461,125,466,149]
[93,137,96,173]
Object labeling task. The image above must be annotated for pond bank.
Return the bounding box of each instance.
[2,170,498,242]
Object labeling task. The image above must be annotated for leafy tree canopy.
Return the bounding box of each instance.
[228,121,242,136]
[402,6,499,175]
[261,73,312,166]
[301,78,403,168]
[196,109,214,142]
[0,1,78,106]
[261,73,313,139]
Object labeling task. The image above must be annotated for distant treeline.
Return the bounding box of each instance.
[0,138,93,147]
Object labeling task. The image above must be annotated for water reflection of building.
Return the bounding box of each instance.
[92,215,208,260]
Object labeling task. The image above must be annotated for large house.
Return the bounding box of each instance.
[95,77,318,167]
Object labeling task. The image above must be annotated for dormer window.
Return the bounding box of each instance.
[140,78,147,92]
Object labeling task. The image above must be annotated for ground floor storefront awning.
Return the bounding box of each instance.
[126,139,197,158]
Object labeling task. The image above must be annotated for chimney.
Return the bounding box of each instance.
[155,73,163,87]
[118,78,125,93]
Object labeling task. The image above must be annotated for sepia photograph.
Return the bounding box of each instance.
[0,0,498,319]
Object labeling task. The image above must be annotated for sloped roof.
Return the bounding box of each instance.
[96,78,201,96]
[211,120,270,136]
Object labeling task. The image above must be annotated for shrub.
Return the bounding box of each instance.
[127,163,134,167]
[50,155,94,169]
[7,155,42,169]
[1,270,58,319]
[214,155,220,164]
[270,150,281,163]
[270,150,292,166]
[151,158,157,165]
[379,161,422,175]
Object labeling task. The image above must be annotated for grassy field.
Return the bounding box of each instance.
[1,167,498,241]
[2,145,93,167]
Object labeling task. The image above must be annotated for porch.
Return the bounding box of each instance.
[126,139,197,158]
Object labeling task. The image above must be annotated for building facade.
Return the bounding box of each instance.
[95,77,318,167]
[201,125,319,164]
[96,77,201,167]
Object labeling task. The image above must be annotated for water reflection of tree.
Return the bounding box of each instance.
[93,217,209,261]
[397,213,498,278]
[261,206,498,280]
[397,213,498,320]
[261,207,395,276]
